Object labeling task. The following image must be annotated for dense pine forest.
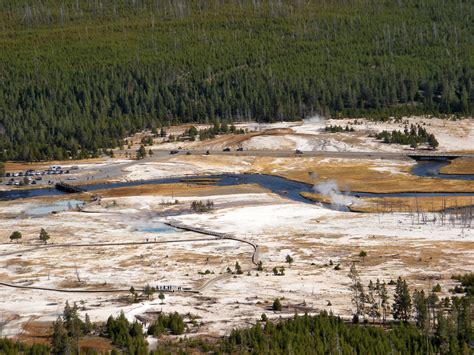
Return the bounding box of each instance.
[0,0,473,161]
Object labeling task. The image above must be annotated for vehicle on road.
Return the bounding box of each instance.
[236,147,244,151]
[295,149,303,155]
[170,150,179,154]
[223,147,231,152]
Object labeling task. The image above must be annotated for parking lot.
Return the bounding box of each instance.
[3,165,78,187]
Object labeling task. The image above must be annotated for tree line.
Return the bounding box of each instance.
[0,0,472,161]
[375,124,439,149]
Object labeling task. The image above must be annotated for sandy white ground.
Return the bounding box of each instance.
[0,186,471,338]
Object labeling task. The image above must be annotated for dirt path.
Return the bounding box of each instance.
[0,238,219,257]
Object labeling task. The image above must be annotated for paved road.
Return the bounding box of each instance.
[68,148,472,187]
[144,149,474,161]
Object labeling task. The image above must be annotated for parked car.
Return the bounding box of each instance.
[170,150,179,154]
[295,149,303,155]
[236,147,244,151]
[223,147,231,152]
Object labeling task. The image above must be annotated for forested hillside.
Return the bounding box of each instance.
[0,0,473,161]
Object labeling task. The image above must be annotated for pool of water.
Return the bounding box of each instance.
[140,225,179,234]
[26,199,85,216]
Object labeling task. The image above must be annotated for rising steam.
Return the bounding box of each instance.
[313,180,355,208]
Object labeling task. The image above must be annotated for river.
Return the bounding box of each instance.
[0,160,473,203]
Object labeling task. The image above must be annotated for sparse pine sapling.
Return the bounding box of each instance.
[39,228,50,244]
[9,231,22,243]
[272,298,282,311]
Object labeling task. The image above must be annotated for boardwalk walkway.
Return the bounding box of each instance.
[0,223,259,294]
[163,221,259,265]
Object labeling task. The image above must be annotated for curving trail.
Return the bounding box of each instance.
[0,238,219,257]
[0,224,260,294]
[163,221,259,265]
[163,221,260,292]
[0,282,131,293]
[0,237,218,294]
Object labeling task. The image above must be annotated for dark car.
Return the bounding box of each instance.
[223,147,231,152]
[170,150,179,154]
[236,147,244,151]
[295,149,303,155]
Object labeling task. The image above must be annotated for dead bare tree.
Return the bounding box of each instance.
[74,263,81,283]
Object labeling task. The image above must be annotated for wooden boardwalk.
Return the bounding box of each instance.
[164,221,259,265]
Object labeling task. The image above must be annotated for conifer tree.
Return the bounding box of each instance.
[39,228,50,244]
[413,289,428,331]
[9,231,22,243]
[392,277,412,322]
